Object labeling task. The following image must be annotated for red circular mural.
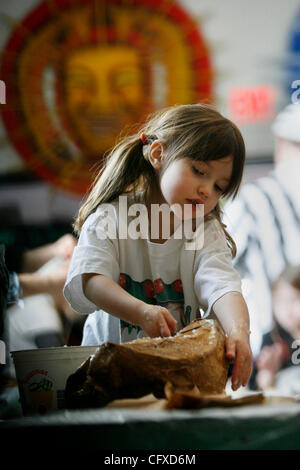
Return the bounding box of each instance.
[0,0,213,195]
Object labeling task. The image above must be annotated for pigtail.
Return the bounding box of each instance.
[73,135,156,235]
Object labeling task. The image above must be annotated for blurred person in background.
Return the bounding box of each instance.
[0,234,82,389]
[224,103,300,360]
[252,265,300,393]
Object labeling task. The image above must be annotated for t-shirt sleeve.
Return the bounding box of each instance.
[194,218,242,316]
[63,205,120,314]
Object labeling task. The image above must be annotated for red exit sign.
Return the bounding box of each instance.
[229,85,276,124]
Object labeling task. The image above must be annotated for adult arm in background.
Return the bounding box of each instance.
[18,259,70,298]
[21,234,77,273]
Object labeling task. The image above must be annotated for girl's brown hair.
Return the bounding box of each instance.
[73,104,245,256]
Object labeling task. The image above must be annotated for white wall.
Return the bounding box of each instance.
[182,0,300,157]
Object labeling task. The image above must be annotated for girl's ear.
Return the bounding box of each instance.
[148,140,165,170]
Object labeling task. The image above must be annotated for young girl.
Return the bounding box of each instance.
[64,104,252,391]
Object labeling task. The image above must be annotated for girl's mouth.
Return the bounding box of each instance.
[186,199,204,208]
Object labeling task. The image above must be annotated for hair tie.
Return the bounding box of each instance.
[140,132,148,145]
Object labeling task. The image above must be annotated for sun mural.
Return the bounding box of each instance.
[0,0,213,196]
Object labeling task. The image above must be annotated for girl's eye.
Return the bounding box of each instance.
[192,164,226,193]
[192,166,204,176]
[215,185,224,193]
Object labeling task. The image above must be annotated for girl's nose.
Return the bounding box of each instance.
[198,182,212,199]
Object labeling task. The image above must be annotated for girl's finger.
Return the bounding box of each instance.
[237,346,252,387]
[231,364,241,390]
[240,358,252,387]
[230,346,244,390]
[225,336,236,360]
[162,309,177,332]
[159,318,171,337]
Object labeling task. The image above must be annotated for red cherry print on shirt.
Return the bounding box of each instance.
[119,274,127,289]
[144,280,155,298]
[154,279,164,294]
[173,280,183,293]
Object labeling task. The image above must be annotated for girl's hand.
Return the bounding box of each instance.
[225,329,253,391]
[138,304,177,338]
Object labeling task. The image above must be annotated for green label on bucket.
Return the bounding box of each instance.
[21,370,55,415]
[28,377,53,392]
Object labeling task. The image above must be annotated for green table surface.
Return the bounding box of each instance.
[1,399,300,451]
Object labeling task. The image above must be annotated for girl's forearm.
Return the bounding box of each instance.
[82,273,145,326]
[212,291,250,336]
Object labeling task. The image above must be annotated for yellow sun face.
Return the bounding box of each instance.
[65,45,145,154]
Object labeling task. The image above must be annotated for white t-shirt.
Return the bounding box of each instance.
[64,197,242,345]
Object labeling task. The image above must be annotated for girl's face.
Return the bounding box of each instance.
[156,155,233,217]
